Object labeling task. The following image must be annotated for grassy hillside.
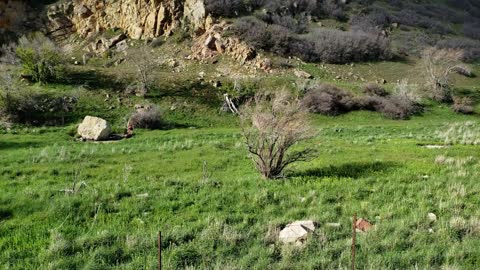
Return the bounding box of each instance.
[1,0,480,269]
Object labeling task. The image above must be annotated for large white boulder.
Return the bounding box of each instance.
[78,116,111,141]
[279,220,315,245]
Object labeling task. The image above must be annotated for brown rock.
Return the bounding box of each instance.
[215,40,225,53]
[355,218,373,232]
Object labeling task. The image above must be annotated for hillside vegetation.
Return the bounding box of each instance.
[1,0,480,269]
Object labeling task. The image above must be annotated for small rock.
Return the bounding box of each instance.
[355,218,373,232]
[294,70,313,79]
[279,220,315,244]
[212,80,221,88]
[427,213,437,222]
[115,40,128,52]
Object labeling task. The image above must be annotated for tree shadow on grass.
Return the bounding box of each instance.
[0,141,43,151]
[149,80,222,108]
[291,161,398,179]
[56,69,126,91]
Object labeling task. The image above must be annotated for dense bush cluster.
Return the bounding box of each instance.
[446,0,480,18]
[463,22,480,41]
[232,17,391,64]
[301,82,422,119]
[307,29,392,63]
[205,0,347,20]
[349,7,391,34]
[390,9,452,35]
[128,107,163,129]
[362,83,388,97]
[301,84,357,115]
[452,96,474,115]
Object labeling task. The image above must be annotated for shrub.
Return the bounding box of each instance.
[240,90,316,179]
[308,29,392,63]
[301,81,422,120]
[301,84,358,115]
[0,43,19,65]
[263,0,317,18]
[463,22,480,40]
[382,80,423,119]
[15,32,64,84]
[452,97,474,115]
[350,7,391,33]
[125,45,158,96]
[233,17,392,64]
[362,83,388,97]
[375,95,420,120]
[269,13,310,34]
[392,79,422,104]
[205,0,246,17]
[421,47,465,102]
[436,38,480,63]
[127,106,163,129]
[391,9,453,35]
[359,81,422,120]
[316,0,347,20]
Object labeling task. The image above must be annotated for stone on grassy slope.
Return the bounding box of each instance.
[279,220,315,244]
[294,70,313,79]
[355,218,373,232]
[78,116,111,141]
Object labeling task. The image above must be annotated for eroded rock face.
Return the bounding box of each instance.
[190,21,271,71]
[78,116,111,141]
[47,0,206,40]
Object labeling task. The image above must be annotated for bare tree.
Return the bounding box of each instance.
[126,45,157,97]
[240,90,316,179]
[421,47,465,102]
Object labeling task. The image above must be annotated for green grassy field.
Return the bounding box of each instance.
[2,103,480,269]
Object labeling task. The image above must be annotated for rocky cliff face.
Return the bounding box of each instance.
[48,0,206,40]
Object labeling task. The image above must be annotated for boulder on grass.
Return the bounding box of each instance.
[78,116,111,141]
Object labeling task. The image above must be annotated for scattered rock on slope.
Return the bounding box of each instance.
[279,220,315,245]
[78,116,112,141]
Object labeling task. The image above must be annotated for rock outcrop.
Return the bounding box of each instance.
[190,21,271,72]
[47,0,207,40]
[78,116,112,141]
